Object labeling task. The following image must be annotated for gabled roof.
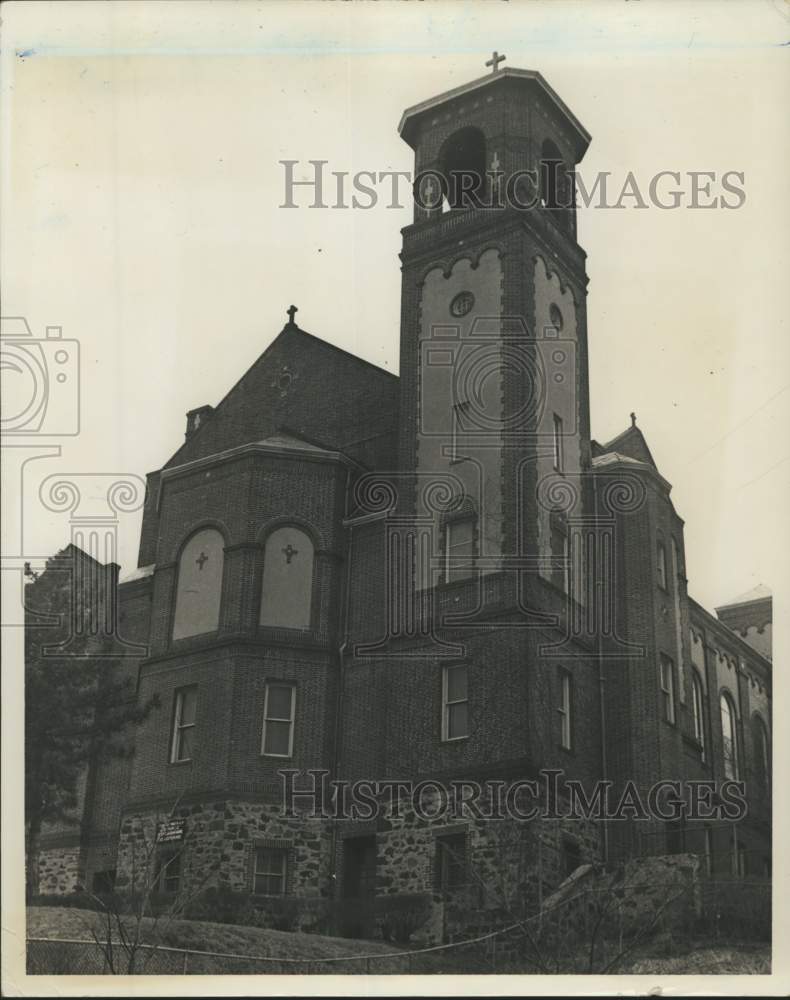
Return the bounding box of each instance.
[592,421,658,471]
[716,584,772,612]
[163,321,399,472]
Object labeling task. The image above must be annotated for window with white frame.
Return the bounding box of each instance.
[552,413,564,472]
[170,686,197,763]
[442,664,469,741]
[253,846,288,895]
[692,671,706,757]
[451,401,471,463]
[443,518,475,584]
[659,654,675,724]
[261,683,296,758]
[558,668,573,750]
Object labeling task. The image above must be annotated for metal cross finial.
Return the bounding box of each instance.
[282,543,299,564]
[196,551,208,570]
[486,51,506,73]
[630,412,637,427]
[287,304,298,325]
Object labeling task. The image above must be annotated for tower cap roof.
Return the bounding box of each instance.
[398,67,591,156]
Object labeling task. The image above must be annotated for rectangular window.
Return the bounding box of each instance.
[451,401,471,463]
[442,664,469,741]
[156,852,181,894]
[435,833,467,891]
[659,655,675,724]
[553,413,564,472]
[170,686,197,763]
[253,847,288,895]
[558,669,573,750]
[261,683,296,758]
[444,518,475,584]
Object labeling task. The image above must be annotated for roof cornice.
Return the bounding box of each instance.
[398,68,591,153]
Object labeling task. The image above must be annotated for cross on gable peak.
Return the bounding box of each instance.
[485,51,506,73]
[286,304,298,326]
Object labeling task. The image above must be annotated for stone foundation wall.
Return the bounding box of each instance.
[116,798,332,903]
[375,793,599,899]
[38,846,83,895]
[110,785,609,946]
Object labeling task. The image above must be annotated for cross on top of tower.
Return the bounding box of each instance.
[287,304,298,326]
[485,51,506,73]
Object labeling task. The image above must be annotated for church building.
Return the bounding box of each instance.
[32,60,771,939]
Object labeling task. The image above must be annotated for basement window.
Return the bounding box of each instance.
[253,847,288,896]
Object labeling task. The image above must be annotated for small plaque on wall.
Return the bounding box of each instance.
[156,818,186,844]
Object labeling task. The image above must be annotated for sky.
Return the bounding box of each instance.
[2,0,789,615]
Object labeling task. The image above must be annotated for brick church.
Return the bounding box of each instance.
[32,62,771,934]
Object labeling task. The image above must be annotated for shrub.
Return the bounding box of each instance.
[375,893,432,944]
[183,886,255,926]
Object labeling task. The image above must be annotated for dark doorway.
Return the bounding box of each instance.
[340,836,377,938]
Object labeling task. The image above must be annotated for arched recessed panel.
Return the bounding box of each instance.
[260,526,314,629]
[172,528,225,640]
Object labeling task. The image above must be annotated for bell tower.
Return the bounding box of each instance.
[396,59,594,605]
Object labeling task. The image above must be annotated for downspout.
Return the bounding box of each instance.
[593,474,609,866]
[329,465,355,891]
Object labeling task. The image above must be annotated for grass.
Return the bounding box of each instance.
[28,906,401,963]
[27,907,771,975]
[618,943,771,975]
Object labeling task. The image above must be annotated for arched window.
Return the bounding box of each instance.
[260,526,314,629]
[439,127,487,210]
[720,693,739,780]
[657,541,668,590]
[752,715,770,792]
[172,528,225,640]
[691,671,706,757]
